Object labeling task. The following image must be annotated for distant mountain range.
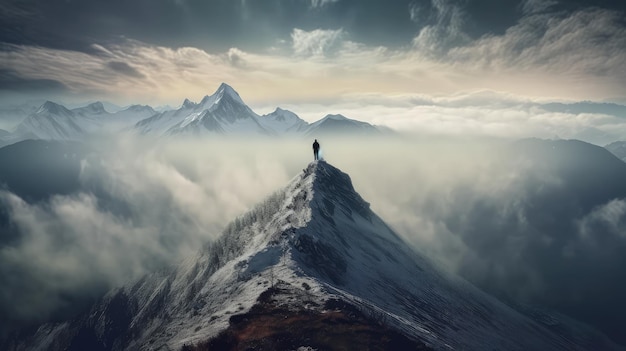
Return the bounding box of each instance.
[0,83,388,146]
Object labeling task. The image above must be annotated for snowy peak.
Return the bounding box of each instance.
[197,82,246,110]
[181,98,196,109]
[15,102,84,140]
[260,107,309,133]
[215,82,244,105]
[322,113,348,121]
[306,113,384,136]
[36,101,72,116]
[124,104,155,114]
[156,83,268,136]
[265,107,300,122]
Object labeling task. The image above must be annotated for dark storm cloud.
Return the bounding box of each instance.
[106,61,146,79]
[2,0,625,52]
[0,69,68,93]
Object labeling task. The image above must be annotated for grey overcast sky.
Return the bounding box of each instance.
[1,0,626,107]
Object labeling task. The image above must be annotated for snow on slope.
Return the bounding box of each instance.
[3,84,388,141]
[13,101,87,140]
[135,83,271,136]
[9,101,158,142]
[10,161,623,351]
[260,107,309,134]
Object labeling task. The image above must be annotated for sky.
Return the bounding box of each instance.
[1,0,626,141]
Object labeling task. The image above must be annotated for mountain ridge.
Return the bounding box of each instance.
[0,83,390,145]
[4,160,621,351]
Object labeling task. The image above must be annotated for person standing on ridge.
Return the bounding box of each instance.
[313,139,320,161]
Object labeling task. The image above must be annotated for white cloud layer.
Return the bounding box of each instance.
[309,0,339,8]
[291,28,345,57]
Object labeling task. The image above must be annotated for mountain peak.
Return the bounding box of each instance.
[37,101,70,115]
[214,82,244,105]
[182,98,196,109]
[78,102,107,114]
[322,114,348,121]
[87,101,105,111]
[217,82,235,93]
[195,83,246,110]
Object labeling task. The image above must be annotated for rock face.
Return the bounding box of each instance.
[3,161,623,351]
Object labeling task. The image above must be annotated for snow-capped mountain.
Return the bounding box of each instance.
[260,107,309,133]
[133,84,392,138]
[13,101,87,140]
[6,101,158,142]
[304,113,383,137]
[135,83,271,136]
[0,84,392,143]
[6,161,620,351]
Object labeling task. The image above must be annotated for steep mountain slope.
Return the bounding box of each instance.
[135,83,271,136]
[5,161,621,351]
[259,107,309,134]
[13,101,87,140]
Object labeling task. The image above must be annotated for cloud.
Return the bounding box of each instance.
[445,9,626,86]
[0,69,68,92]
[520,0,558,15]
[309,0,339,8]
[0,136,305,332]
[412,0,470,54]
[291,28,346,57]
[1,135,626,343]
[263,91,626,145]
[106,61,146,79]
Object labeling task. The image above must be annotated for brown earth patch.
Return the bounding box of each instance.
[182,285,432,351]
